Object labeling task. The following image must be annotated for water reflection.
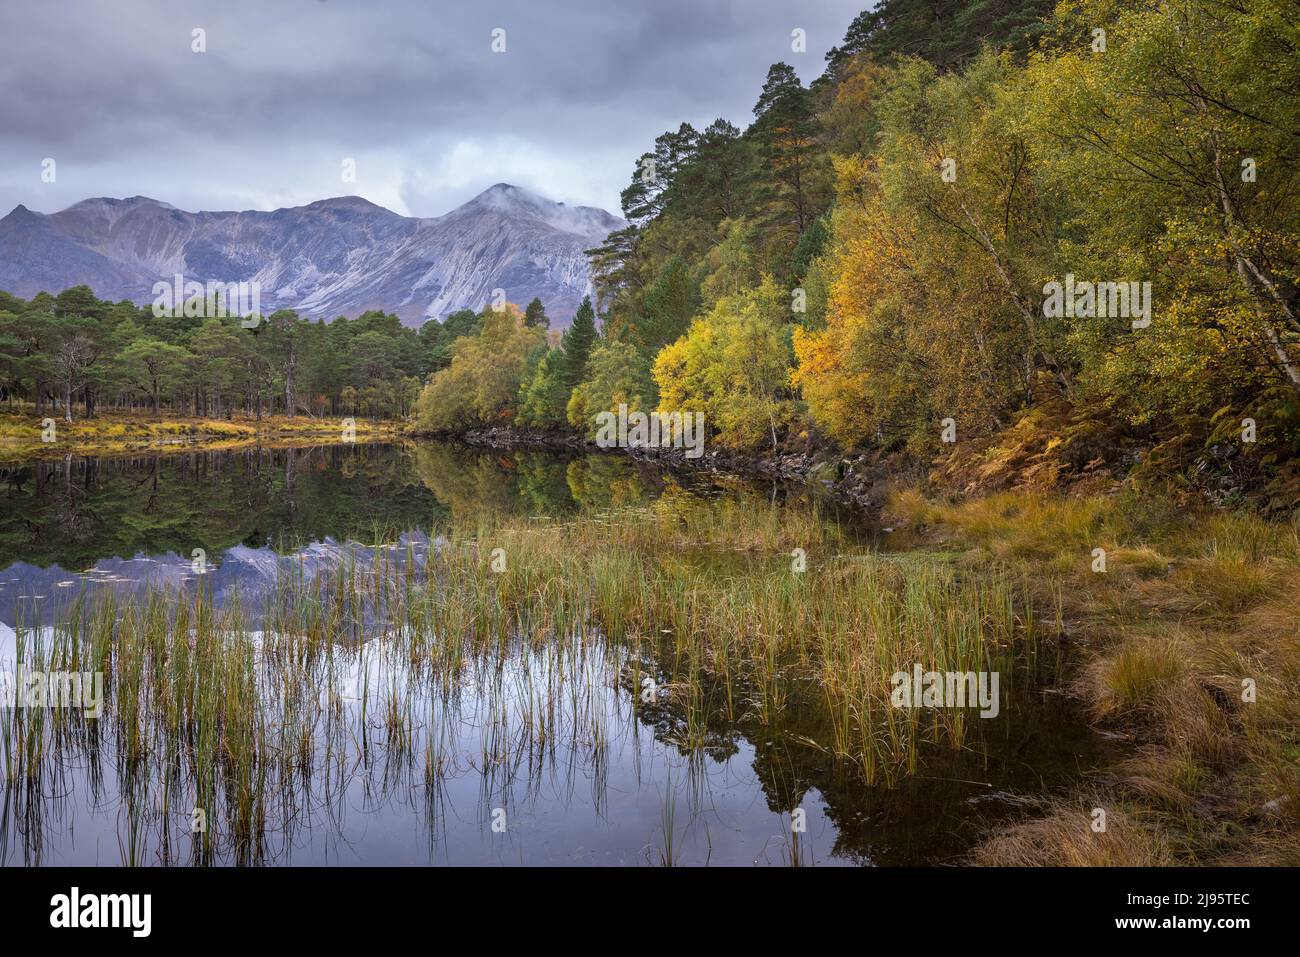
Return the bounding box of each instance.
[0,444,675,624]
[0,442,1108,866]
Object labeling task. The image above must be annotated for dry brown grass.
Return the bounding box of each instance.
[886,488,1300,866]
[974,802,1174,866]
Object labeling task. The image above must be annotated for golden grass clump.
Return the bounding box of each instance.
[896,488,1300,866]
[974,803,1174,867]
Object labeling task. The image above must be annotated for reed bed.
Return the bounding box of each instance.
[1,495,1040,863]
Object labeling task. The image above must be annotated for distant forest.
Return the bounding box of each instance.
[0,285,554,420]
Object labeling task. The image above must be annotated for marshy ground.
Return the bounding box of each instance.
[0,442,1294,865]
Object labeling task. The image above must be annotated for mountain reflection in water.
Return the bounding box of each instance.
[0,442,1109,866]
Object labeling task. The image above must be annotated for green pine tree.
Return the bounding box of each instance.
[560,297,598,388]
[523,297,549,329]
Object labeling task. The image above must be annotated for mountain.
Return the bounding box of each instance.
[0,185,625,326]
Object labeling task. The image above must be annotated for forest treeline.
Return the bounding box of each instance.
[413,0,1300,494]
[0,285,551,420]
[5,0,1297,494]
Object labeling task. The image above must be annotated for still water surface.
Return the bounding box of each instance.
[0,442,1105,865]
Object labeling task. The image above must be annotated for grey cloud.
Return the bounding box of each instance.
[0,0,865,218]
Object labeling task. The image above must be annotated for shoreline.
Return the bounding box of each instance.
[423,427,1299,865]
[0,413,402,464]
[423,424,910,512]
[3,420,1293,866]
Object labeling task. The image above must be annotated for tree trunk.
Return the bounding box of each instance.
[1208,130,1300,389]
[285,346,297,419]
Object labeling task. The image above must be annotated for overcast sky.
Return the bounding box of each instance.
[0,0,867,219]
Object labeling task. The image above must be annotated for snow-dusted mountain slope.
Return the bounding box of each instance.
[0,184,624,326]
